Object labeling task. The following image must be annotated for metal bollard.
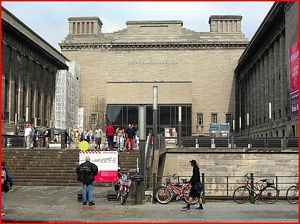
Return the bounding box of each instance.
[152,173,157,203]
[7,138,12,148]
[250,173,255,204]
[211,138,215,148]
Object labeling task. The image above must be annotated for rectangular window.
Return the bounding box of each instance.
[226,113,231,124]
[91,113,97,125]
[211,113,217,124]
[196,113,203,125]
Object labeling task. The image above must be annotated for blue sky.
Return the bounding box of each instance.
[3,2,274,50]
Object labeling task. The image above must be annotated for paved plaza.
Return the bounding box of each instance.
[2,186,298,222]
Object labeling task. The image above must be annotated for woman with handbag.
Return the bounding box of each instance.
[182,159,203,211]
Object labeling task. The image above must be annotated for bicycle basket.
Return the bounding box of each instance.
[266,179,274,186]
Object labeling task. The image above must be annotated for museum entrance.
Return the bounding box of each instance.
[106,104,192,136]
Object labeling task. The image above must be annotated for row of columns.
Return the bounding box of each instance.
[237,32,288,135]
[2,43,55,127]
[70,21,96,35]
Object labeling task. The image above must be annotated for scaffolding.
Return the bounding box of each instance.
[55,61,80,130]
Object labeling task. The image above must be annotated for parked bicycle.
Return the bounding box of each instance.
[155,174,198,204]
[286,184,298,204]
[233,173,279,204]
[116,173,132,205]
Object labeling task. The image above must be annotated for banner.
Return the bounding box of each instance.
[79,151,118,183]
[289,42,298,116]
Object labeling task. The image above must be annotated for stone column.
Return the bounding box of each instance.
[2,75,5,113]
[40,92,45,126]
[17,77,24,119]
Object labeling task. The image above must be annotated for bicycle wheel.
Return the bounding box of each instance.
[183,188,199,204]
[233,186,250,204]
[261,186,279,204]
[286,186,298,204]
[155,187,173,204]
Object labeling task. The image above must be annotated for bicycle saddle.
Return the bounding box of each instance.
[260,179,268,182]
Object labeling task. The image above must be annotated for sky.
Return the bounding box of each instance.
[3,2,274,50]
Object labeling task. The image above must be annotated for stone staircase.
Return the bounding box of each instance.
[2,148,139,186]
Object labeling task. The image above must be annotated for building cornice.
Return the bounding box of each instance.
[60,41,248,51]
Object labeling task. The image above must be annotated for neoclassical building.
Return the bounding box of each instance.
[235,2,298,137]
[2,7,69,134]
[60,16,248,136]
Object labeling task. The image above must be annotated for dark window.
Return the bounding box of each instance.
[211,113,218,123]
[171,106,176,125]
[282,129,285,137]
[159,106,170,125]
[146,106,153,125]
[182,106,187,125]
[91,114,97,125]
[196,113,203,125]
[107,106,122,125]
[128,106,138,125]
[226,113,231,124]
[278,109,281,119]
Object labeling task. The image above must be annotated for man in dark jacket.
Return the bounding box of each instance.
[76,156,98,206]
[182,160,203,211]
[2,161,13,216]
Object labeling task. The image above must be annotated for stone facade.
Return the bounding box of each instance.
[235,2,298,137]
[2,8,69,134]
[60,16,248,135]
[161,149,298,196]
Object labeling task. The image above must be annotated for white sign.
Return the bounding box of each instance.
[79,151,118,171]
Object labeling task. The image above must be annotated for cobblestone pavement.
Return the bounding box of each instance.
[2,186,298,222]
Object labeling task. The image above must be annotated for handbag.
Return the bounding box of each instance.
[194,182,202,193]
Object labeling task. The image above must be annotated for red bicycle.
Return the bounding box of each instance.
[155,174,198,204]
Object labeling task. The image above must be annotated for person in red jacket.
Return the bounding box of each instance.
[105,124,115,150]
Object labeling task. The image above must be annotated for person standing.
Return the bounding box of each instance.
[24,123,32,149]
[125,123,136,152]
[182,160,203,211]
[115,126,125,151]
[105,124,115,150]
[94,125,103,150]
[76,156,98,206]
[2,161,13,216]
[44,127,51,148]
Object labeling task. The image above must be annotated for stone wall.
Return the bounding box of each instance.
[161,149,298,196]
[62,48,244,133]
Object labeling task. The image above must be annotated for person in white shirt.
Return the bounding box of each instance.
[94,125,103,150]
[24,123,33,149]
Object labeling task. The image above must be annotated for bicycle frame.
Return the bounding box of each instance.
[164,182,190,199]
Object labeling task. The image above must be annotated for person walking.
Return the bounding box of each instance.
[105,124,115,150]
[76,156,98,206]
[2,161,13,216]
[182,160,203,211]
[24,123,33,149]
[125,123,136,152]
[115,126,125,151]
[94,125,103,150]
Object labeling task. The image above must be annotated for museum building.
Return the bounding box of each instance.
[60,15,249,136]
[235,2,298,137]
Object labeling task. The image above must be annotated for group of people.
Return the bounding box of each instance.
[75,156,203,210]
[24,124,52,149]
[76,123,138,152]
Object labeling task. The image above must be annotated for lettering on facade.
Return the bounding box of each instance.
[128,59,179,65]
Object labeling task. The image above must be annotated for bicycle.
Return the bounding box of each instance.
[116,173,132,205]
[155,174,198,204]
[233,173,279,204]
[286,184,298,204]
